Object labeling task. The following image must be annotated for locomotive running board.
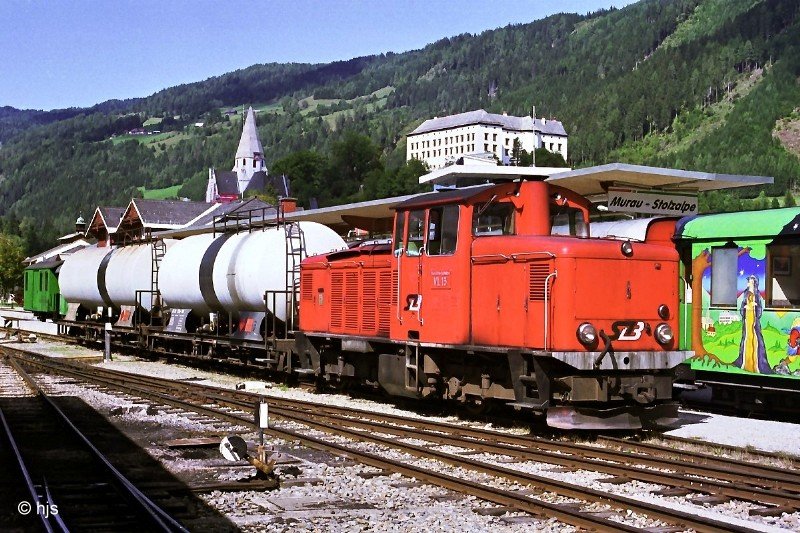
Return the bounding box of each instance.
[546,402,680,431]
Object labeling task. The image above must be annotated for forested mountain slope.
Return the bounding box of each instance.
[0,0,798,253]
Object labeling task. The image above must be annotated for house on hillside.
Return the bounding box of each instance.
[206,106,291,203]
[406,109,568,170]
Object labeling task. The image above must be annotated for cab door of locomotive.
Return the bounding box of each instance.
[394,205,465,344]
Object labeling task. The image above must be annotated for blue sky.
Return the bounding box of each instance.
[1,0,636,111]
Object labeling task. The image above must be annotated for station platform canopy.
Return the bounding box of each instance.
[419,165,567,187]
[418,162,772,196]
[283,193,421,233]
[545,163,773,200]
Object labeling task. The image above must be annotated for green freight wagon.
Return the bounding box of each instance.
[23,260,67,320]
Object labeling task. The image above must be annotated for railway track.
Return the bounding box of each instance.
[0,354,187,532]
[6,346,798,532]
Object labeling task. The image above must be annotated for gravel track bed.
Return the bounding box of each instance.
[0,357,34,398]
[8,351,561,531]
[8,341,800,531]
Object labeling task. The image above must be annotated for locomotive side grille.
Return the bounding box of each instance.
[362,272,377,332]
[529,263,551,301]
[301,272,313,301]
[378,271,392,336]
[391,271,399,305]
[331,272,343,328]
[345,271,359,330]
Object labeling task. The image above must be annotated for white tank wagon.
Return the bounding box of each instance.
[159,222,346,321]
[60,242,175,310]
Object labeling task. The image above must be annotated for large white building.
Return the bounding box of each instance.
[406,109,568,169]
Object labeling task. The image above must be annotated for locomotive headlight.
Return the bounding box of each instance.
[577,322,597,345]
[655,323,673,345]
[658,304,670,320]
[621,241,634,257]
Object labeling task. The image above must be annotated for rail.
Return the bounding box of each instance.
[7,349,790,532]
[1,353,188,532]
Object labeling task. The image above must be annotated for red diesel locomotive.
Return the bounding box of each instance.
[298,179,688,429]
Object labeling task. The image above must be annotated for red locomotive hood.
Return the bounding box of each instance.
[471,235,678,261]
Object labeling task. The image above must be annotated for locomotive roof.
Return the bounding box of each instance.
[393,184,496,210]
[675,207,800,241]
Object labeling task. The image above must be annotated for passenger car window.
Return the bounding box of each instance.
[472,202,514,236]
[711,247,738,306]
[768,242,800,307]
[427,205,459,255]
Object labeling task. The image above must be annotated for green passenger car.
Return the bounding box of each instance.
[23,260,66,320]
[674,208,800,403]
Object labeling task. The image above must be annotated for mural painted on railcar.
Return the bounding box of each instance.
[684,208,800,378]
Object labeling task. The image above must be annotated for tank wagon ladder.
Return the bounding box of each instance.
[283,221,306,331]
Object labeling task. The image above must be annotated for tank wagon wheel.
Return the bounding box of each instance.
[463,397,494,417]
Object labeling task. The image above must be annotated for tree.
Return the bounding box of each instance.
[533,147,569,167]
[785,190,796,207]
[327,131,383,204]
[511,138,524,166]
[271,150,329,208]
[366,159,428,199]
[0,233,25,299]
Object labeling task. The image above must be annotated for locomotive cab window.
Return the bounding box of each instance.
[406,210,426,256]
[710,247,738,306]
[768,242,800,308]
[426,205,459,255]
[393,212,406,256]
[550,204,588,237]
[472,201,515,236]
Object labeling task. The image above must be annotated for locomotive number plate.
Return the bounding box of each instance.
[431,270,450,289]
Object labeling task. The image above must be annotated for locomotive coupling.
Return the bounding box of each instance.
[593,330,613,369]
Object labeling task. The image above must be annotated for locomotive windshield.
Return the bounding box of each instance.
[550,205,588,237]
[472,202,515,236]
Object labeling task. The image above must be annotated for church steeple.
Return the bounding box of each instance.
[235,107,264,167]
[233,106,266,194]
[206,106,268,203]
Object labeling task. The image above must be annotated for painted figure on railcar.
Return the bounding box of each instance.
[733,274,771,374]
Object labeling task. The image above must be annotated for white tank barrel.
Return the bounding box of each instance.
[59,245,113,308]
[60,241,174,310]
[159,222,346,320]
[105,241,174,309]
[159,233,216,313]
